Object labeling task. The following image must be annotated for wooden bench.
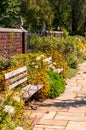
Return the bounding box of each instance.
[4,66,43,99]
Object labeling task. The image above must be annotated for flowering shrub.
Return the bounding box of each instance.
[77,40,86,60]
[1,34,86,129]
[4,105,15,115]
[66,54,78,69]
[0,34,86,99]
[0,89,32,130]
[0,56,7,70]
[30,35,86,68]
[47,50,68,74]
[31,68,50,99]
[0,51,66,99]
[14,127,24,130]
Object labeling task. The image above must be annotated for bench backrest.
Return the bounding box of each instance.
[4,66,27,89]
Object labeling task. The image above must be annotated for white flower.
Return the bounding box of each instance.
[34,65,39,69]
[4,105,15,115]
[36,54,45,61]
[47,60,52,65]
[36,56,41,61]
[32,62,35,65]
[48,56,52,61]
[79,38,81,41]
[15,92,20,95]
[56,68,64,73]
[43,57,52,62]
[53,62,57,65]
[48,64,56,70]
[51,66,56,70]
[14,126,24,130]
[43,57,52,65]
[13,95,20,102]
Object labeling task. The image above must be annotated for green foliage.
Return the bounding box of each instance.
[0,0,21,28]
[30,35,54,52]
[50,0,86,35]
[66,54,78,69]
[21,0,54,30]
[71,0,86,35]
[0,0,86,34]
[50,0,71,31]
[64,68,78,79]
[0,34,86,103]
[0,56,7,71]
[30,69,50,99]
[62,28,69,38]
[30,35,86,69]
[0,89,32,130]
[47,70,65,98]
[0,50,67,100]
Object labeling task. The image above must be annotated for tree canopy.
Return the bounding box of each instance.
[0,0,86,35]
[0,0,21,28]
[21,0,54,30]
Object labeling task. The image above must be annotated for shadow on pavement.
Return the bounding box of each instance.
[37,98,86,108]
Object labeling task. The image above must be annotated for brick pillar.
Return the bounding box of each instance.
[0,28,28,58]
[21,29,28,53]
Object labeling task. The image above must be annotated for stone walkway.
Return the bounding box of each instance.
[26,61,86,130]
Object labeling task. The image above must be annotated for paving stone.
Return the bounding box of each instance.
[33,128,43,130]
[48,106,62,111]
[37,119,67,126]
[68,106,86,113]
[45,128,64,130]
[31,61,86,130]
[41,111,56,119]
[66,86,82,91]
[76,91,86,95]
[55,115,86,121]
[45,128,55,130]
[43,99,54,104]
[73,74,84,79]
[82,74,86,79]
[81,86,86,92]
[66,82,77,88]
[63,101,81,107]
[77,80,86,87]
[66,121,86,130]
[33,128,64,130]
[48,106,69,112]
[56,92,76,100]
[27,109,46,115]
[79,69,86,72]
[57,111,85,116]
[29,112,43,118]
[75,99,86,106]
[43,128,64,130]
[46,100,65,108]
[34,125,65,129]
[38,106,50,111]
[75,96,86,103]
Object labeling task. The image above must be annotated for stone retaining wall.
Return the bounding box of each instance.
[46,30,63,37]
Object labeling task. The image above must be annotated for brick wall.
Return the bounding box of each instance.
[0,28,28,59]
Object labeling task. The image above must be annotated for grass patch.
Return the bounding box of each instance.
[64,68,78,79]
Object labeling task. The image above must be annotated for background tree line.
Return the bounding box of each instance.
[0,0,86,35]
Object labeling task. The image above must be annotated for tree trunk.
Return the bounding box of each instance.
[71,0,78,34]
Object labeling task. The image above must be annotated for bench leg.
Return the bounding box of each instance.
[30,105,37,110]
[24,98,37,110]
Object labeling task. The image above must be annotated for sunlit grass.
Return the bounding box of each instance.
[64,68,78,79]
